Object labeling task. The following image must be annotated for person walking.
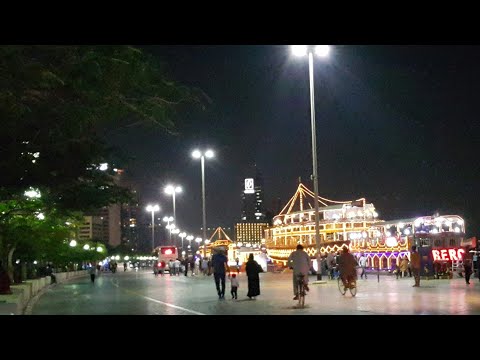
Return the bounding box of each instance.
[463,246,473,285]
[89,264,97,283]
[410,245,421,287]
[245,253,263,299]
[229,273,239,299]
[211,249,230,299]
[358,253,368,279]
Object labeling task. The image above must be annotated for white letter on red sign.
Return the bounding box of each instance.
[448,249,458,261]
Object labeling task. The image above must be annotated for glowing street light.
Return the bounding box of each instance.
[291,45,330,280]
[146,204,160,252]
[163,216,174,245]
[186,235,194,255]
[191,149,214,258]
[164,184,182,222]
[179,232,187,249]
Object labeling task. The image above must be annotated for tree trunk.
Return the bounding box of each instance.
[7,246,15,283]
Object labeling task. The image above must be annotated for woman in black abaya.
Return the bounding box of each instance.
[245,253,263,299]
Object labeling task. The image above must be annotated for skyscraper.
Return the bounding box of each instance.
[236,164,268,247]
[241,164,266,222]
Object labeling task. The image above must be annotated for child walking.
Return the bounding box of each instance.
[230,273,239,299]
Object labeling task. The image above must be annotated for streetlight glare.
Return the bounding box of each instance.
[192,150,201,158]
[165,185,182,194]
[146,204,160,212]
[292,45,308,57]
[205,150,214,158]
[315,45,330,57]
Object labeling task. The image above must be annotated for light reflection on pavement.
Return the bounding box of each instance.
[29,270,480,315]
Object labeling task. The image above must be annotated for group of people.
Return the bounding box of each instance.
[210,250,263,299]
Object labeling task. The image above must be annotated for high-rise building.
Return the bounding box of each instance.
[78,216,103,241]
[120,191,141,252]
[236,164,268,246]
[241,164,266,222]
[81,168,136,249]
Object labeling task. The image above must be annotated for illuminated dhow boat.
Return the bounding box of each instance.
[265,183,383,265]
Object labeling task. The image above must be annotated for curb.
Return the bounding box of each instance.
[23,282,57,315]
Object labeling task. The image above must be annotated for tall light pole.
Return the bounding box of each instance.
[292,45,330,280]
[195,237,202,253]
[163,216,174,245]
[192,149,214,258]
[179,232,186,250]
[146,204,160,252]
[171,227,180,247]
[164,184,182,222]
[186,235,194,256]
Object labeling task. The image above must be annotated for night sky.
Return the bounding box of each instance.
[105,45,480,238]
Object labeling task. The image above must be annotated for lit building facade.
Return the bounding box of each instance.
[78,216,104,241]
[241,165,266,222]
[235,222,268,247]
[120,200,140,252]
[265,183,467,276]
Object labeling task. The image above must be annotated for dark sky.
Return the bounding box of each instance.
[105,45,480,238]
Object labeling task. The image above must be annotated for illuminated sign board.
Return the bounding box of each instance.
[244,178,254,194]
[431,248,465,261]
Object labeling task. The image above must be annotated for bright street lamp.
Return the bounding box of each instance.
[186,235,194,255]
[192,149,214,258]
[195,237,202,252]
[171,227,180,247]
[291,45,330,280]
[146,204,160,252]
[164,184,182,221]
[163,216,174,245]
[179,232,187,250]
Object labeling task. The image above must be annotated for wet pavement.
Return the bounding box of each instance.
[29,269,480,315]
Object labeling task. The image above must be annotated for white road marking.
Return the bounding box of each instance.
[111,279,205,315]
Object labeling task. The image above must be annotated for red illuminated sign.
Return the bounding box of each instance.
[431,248,465,261]
[160,247,176,255]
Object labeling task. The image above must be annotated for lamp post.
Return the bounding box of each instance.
[163,216,174,245]
[164,184,182,222]
[195,237,202,253]
[179,232,186,250]
[292,45,330,280]
[192,149,214,258]
[186,235,194,256]
[204,239,210,258]
[146,204,160,252]
[171,227,180,247]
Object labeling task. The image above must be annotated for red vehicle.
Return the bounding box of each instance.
[155,246,178,273]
